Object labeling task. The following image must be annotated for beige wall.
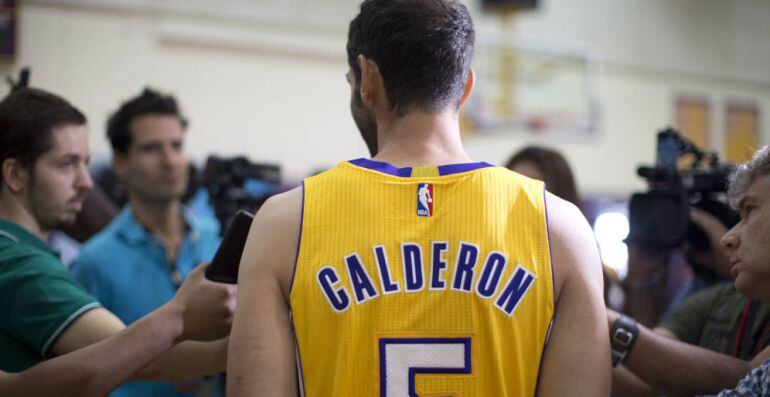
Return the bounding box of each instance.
[2,0,768,195]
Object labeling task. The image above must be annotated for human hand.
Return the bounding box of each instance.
[626,245,668,287]
[689,208,732,277]
[171,262,237,342]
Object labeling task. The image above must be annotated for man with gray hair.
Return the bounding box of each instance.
[723,145,770,301]
[607,146,770,396]
[704,146,770,396]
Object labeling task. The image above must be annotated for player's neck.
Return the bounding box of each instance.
[373,111,472,167]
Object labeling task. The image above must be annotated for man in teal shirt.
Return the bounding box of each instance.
[73,88,221,397]
[0,87,234,389]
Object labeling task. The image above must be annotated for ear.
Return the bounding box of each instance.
[357,55,381,110]
[458,67,475,109]
[1,158,29,194]
[112,152,127,179]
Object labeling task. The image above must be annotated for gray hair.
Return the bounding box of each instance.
[728,145,770,209]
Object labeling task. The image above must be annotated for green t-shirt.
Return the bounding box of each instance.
[661,282,770,360]
[0,220,100,372]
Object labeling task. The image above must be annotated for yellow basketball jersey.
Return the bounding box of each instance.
[290,158,554,397]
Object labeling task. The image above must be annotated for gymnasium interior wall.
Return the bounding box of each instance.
[1,0,768,196]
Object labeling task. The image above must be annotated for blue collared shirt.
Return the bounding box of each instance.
[71,206,220,397]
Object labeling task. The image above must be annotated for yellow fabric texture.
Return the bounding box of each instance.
[290,161,554,397]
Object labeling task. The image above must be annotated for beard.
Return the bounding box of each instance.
[28,183,87,232]
[350,87,378,157]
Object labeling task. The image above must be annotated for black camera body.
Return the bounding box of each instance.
[200,155,281,235]
[627,128,737,249]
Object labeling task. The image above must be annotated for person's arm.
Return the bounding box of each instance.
[0,262,236,396]
[133,338,229,381]
[227,189,302,397]
[751,346,770,367]
[0,302,184,397]
[623,245,670,327]
[536,192,611,397]
[707,359,770,397]
[608,309,751,396]
[51,263,236,381]
[611,365,659,397]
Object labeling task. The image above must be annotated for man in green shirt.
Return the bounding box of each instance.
[660,283,770,360]
[0,87,235,389]
[1,263,232,397]
[606,145,770,396]
[0,218,101,371]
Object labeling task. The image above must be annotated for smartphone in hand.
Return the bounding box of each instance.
[205,210,255,284]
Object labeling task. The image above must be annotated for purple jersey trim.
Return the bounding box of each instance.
[437,162,494,175]
[349,158,493,177]
[288,182,305,295]
[288,183,306,395]
[542,184,556,313]
[349,158,413,177]
[535,184,556,395]
[292,316,307,397]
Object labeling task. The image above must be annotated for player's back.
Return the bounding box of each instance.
[290,158,554,397]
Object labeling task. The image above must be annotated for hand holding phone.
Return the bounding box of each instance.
[205,210,255,284]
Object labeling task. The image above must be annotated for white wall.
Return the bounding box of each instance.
[2,0,768,196]
[470,0,770,195]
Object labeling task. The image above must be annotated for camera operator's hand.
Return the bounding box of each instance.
[170,262,237,342]
[626,244,669,288]
[624,245,670,327]
[689,208,731,278]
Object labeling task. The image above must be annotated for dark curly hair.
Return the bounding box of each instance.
[106,88,188,154]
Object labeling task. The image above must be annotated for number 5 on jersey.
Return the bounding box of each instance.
[379,337,471,397]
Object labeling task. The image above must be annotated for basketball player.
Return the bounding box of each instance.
[227,1,610,396]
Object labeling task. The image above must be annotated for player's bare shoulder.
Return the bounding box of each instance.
[543,191,603,300]
[255,187,303,229]
[241,186,303,297]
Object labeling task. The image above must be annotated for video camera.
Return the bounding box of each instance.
[200,155,281,235]
[627,127,738,250]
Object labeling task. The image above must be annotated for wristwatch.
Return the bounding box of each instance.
[610,314,639,367]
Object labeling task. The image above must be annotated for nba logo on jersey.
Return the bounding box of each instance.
[416,183,433,217]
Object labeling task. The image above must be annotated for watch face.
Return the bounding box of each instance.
[613,329,634,346]
[611,316,639,368]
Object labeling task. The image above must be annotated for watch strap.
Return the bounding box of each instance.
[610,314,639,367]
